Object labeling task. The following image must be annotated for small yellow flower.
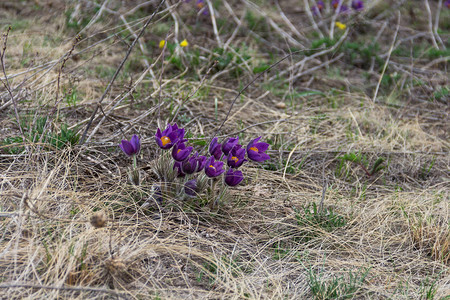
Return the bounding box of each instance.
[335,22,347,30]
[159,40,166,49]
[180,39,188,47]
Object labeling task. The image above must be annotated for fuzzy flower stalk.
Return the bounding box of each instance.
[119,135,141,185]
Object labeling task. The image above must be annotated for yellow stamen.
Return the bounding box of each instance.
[197,2,204,8]
[231,156,239,163]
[209,165,216,170]
[159,40,166,49]
[161,136,171,146]
[250,146,259,152]
[177,149,182,153]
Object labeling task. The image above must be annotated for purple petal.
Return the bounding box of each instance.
[119,140,134,156]
[130,135,140,154]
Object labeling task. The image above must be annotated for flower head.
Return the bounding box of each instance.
[335,21,347,30]
[246,137,270,162]
[155,123,185,150]
[446,0,450,8]
[172,142,193,162]
[196,0,205,9]
[159,40,166,49]
[224,168,244,187]
[204,157,225,178]
[222,137,239,155]
[331,0,341,9]
[311,0,325,15]
[195,155,207,172]
[184,179,198,196]
[180,39,188,47]
[331,0,349,13]
[209,137,222,160]
[119,135,140,156]
[182,154,198,174]
[351,0,364,11]
[227,145,247,168]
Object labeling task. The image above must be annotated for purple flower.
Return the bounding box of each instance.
[196,155,207,172]
[119,135,140,156]
[446,0,450,8]
[155,123,185,150]
[227,145,247,168]
[311,0,325,15]
[196,0,205,9]
[173,161,185,177]
[224,169,244,187]
[204,157,225,178]
[222,137,239,155]
[184,179,198,196]
[351,0,364,11]
[246,137,270,162]
[172,142,193,162]
[209,137,222,160]
[332,0,349,12]
[331,0,341,9]
[182,154,198,174]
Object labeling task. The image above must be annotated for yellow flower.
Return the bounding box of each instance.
[180,39,188,47]
[159,40,165,49]
[335,22,347,30]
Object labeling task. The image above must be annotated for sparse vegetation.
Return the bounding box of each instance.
[0,0,448,299]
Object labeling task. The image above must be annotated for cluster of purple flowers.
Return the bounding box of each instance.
[184,0,209,16]
[312,0,364,15]
[155,123,270,196]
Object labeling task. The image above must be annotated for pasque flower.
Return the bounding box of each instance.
[182,154,199,174]
[196,0,205,9]
[351,0,364,10]
[246,137,270,162]
[311,0,325,15]
[184,179,198,196]
[172,142,193,162]
[331,0,349,13]
[209,137,222,160]
[155,123,185,150]
[224,169,244,187]
[195,155,207,172]
[205,157,225,178]
[222,137,239,155]
[119,135,140,156]
[227,145,247,168]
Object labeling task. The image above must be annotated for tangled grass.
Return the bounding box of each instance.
[0,0,448,299]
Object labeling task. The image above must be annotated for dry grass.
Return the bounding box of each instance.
[0,0,449,299]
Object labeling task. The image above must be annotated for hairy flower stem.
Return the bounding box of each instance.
[209,178,219,201]
[132,154,137,170]
[129,155,140,185]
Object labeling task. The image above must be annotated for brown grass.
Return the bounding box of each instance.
[0,0,449,299]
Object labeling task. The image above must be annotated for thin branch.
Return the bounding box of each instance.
[373,12,400,103]
[79,0,166,145]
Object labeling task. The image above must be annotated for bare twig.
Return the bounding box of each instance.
[424,0,439,49]
[206,0,223,47]
[373,12,400,103]
[0,27,26,144]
